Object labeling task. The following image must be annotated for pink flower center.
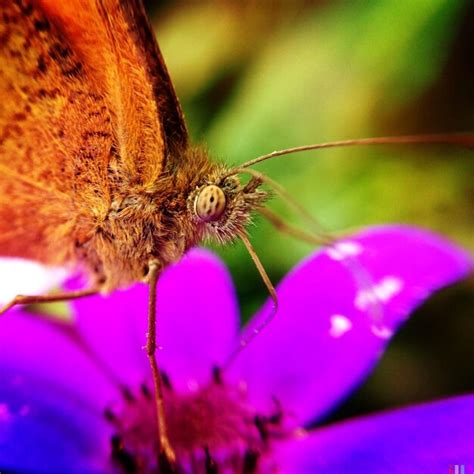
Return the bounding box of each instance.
[104,371,288,473]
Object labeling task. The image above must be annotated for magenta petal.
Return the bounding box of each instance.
[0,365,113,474]
[155,249,239,391]
[72,283,151,388]
[228,226,472,425]
[274,395,474,473]
[0,312,119,412]
[72,249,239,392]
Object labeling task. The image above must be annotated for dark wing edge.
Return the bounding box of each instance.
[123,0,189,158]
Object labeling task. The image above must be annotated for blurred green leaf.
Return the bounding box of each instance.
[202,0,471,277]
[156,0,471,318]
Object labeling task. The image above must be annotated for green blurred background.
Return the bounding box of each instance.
[145,0,473,423]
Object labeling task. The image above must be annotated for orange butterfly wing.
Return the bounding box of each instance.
[0,0,187,266]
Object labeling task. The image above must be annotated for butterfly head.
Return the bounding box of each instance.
[189,172,268,245]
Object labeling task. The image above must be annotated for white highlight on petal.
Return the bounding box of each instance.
[0,258,67,306]
[329,314,353,338]
[326,241,363,261]
[377,276,404,301]
[371,324,394,339]
[355,276,404,311]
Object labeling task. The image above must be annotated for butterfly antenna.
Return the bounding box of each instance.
[258,206,333,247]
[233,168,383,330]
[224,232,278,367]
[231,167,331,240]
[231,133,474,170]
[220,133,471,366]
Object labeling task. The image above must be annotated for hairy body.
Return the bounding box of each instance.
[0,0,266,291]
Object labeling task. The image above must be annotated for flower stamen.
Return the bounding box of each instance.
[243,449,259,473]
[105,371,289,473]
[204,446,218,474]
[111,434,137,474]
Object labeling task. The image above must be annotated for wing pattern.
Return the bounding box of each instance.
[0,0,188,266]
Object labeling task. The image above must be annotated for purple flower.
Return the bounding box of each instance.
[0,225,472,473]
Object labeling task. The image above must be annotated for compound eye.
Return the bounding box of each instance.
[195,185,226,222]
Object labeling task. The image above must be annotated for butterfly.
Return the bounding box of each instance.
[0,0,471,464]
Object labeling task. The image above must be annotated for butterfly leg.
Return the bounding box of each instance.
[0,288,99,316]
[223,232,279,368]
[146,260,176,466]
